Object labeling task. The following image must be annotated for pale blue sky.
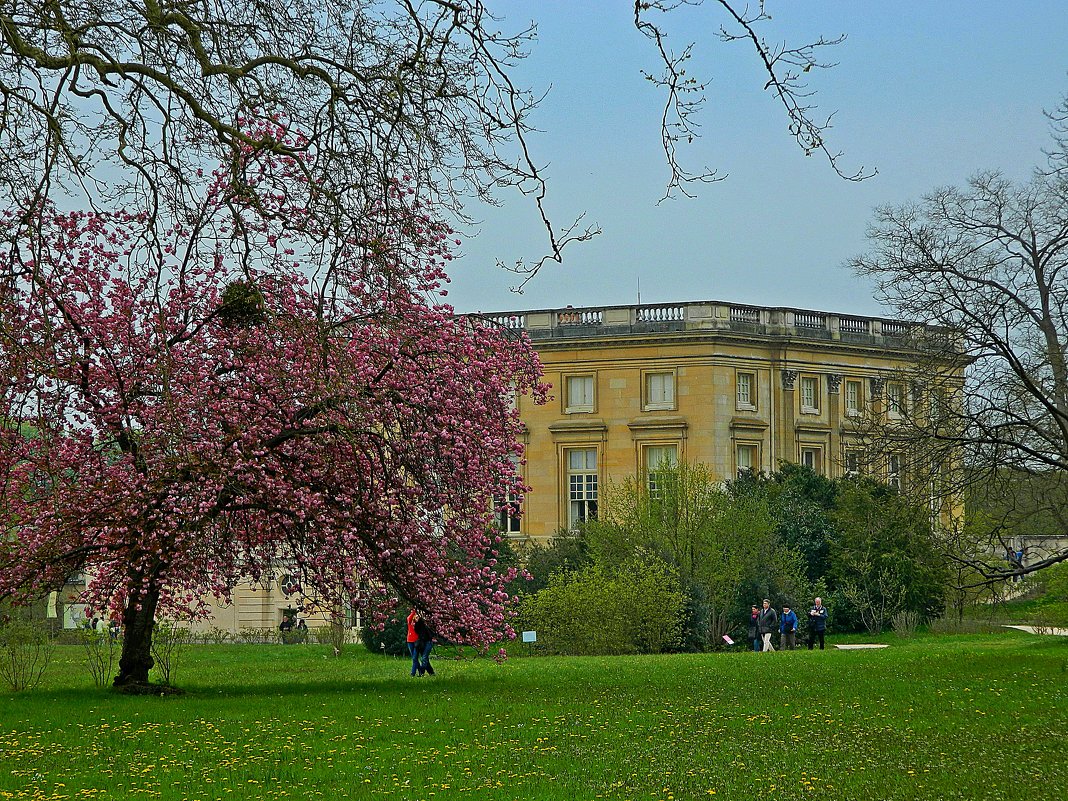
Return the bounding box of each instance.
[444,1,1068,317]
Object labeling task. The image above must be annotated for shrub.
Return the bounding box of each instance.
[280,628,309,645]
[79,628,120,688]
[0,617,55,692]
[831,479,948,633]
[316,615,347,656]
[519,550,686,656]
[891,610,921,637]
[1041,562,1068,602]
[196,627,233,645]
[150,621,191,686]
[360,612,408,656]
[516,532,591,596]
[237,627,276,644]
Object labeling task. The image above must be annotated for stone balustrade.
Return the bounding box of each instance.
[481,300,926,345]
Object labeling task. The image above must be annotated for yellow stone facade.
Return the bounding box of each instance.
[490,300,953,542]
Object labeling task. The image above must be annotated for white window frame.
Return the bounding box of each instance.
[736,371,756,411]
[566,448,598,529]
[736,442,759,477]
[886,382,904,419]
[564,374,595,413]
[800,446,823,474]
[888,453,903,490]
[843,449,863,477]
[845,379,862,416]
[644,444,678,496]
[643,370,676,411]
[800,375,820,414]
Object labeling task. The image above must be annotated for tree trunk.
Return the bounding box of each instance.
[113,585,161,687]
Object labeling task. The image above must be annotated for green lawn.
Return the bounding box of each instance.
[1,632,1066,800]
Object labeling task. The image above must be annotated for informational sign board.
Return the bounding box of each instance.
[521,630,537,643]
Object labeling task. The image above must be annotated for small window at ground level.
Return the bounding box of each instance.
[736,443,759,476]
[800,446,823,474]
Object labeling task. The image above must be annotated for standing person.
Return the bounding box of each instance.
[807,597,828,650]
[414,614,436,676]
[757,599,778,652]
[406,608,420,676]
[779,605,798,650]
[748,605,761,652]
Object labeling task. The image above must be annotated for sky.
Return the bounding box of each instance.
[442,1,1068,318]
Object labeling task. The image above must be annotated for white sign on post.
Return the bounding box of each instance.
[521,630,537,643]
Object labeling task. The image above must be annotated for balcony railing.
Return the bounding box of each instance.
[839,316,871,335]
[730,306,761,324]
[636,304,685,322]
[557,309,602,326]
[476,300,928,346]
[794,311,826,329]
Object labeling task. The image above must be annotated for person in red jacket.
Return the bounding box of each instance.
[406,609,420,676]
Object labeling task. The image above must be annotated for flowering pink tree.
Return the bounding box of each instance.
[0,134,545,689]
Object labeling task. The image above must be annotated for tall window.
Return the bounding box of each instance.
[928,462,943,521]
[736,371,756,410]
[736,443,758,476]
[567,448,598,529]
[845,379,862,416]
[888,453,902,490]
[800,376,820,413]
[930,387,948,427]
[644,371,676,410]
[565,375,594,413]
[886,382,904,419]
[645,444,678,496]
[800,446,822,474]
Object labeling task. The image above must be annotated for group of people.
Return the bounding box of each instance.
[747,597,828,652]
[278,613,308,642]
[406,609,436,676]
[278,613,308,632]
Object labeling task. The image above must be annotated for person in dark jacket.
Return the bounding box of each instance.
[779,605,799,650]
[414,615,435,676]
[807,597,828,650]
[757,599,778,652]
[748,605,761,652]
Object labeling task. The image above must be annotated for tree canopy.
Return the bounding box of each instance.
[0,139,546,686]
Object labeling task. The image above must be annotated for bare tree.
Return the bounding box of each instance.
[850,132,1068,585]
[1,1,867,284]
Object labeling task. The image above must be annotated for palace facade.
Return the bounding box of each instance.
[489,299,958,542]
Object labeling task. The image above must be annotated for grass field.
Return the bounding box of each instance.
[1,631,1066,800]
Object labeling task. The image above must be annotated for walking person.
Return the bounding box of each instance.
[779,605,798,650]
[406,608,421,676]
[748,605,761,652]
[807,597,828,650]
[414,614,436,676]
[757,599,778,652]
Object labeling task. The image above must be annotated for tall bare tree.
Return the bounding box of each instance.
[850,104,1068,584]
[0,1,868,281]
